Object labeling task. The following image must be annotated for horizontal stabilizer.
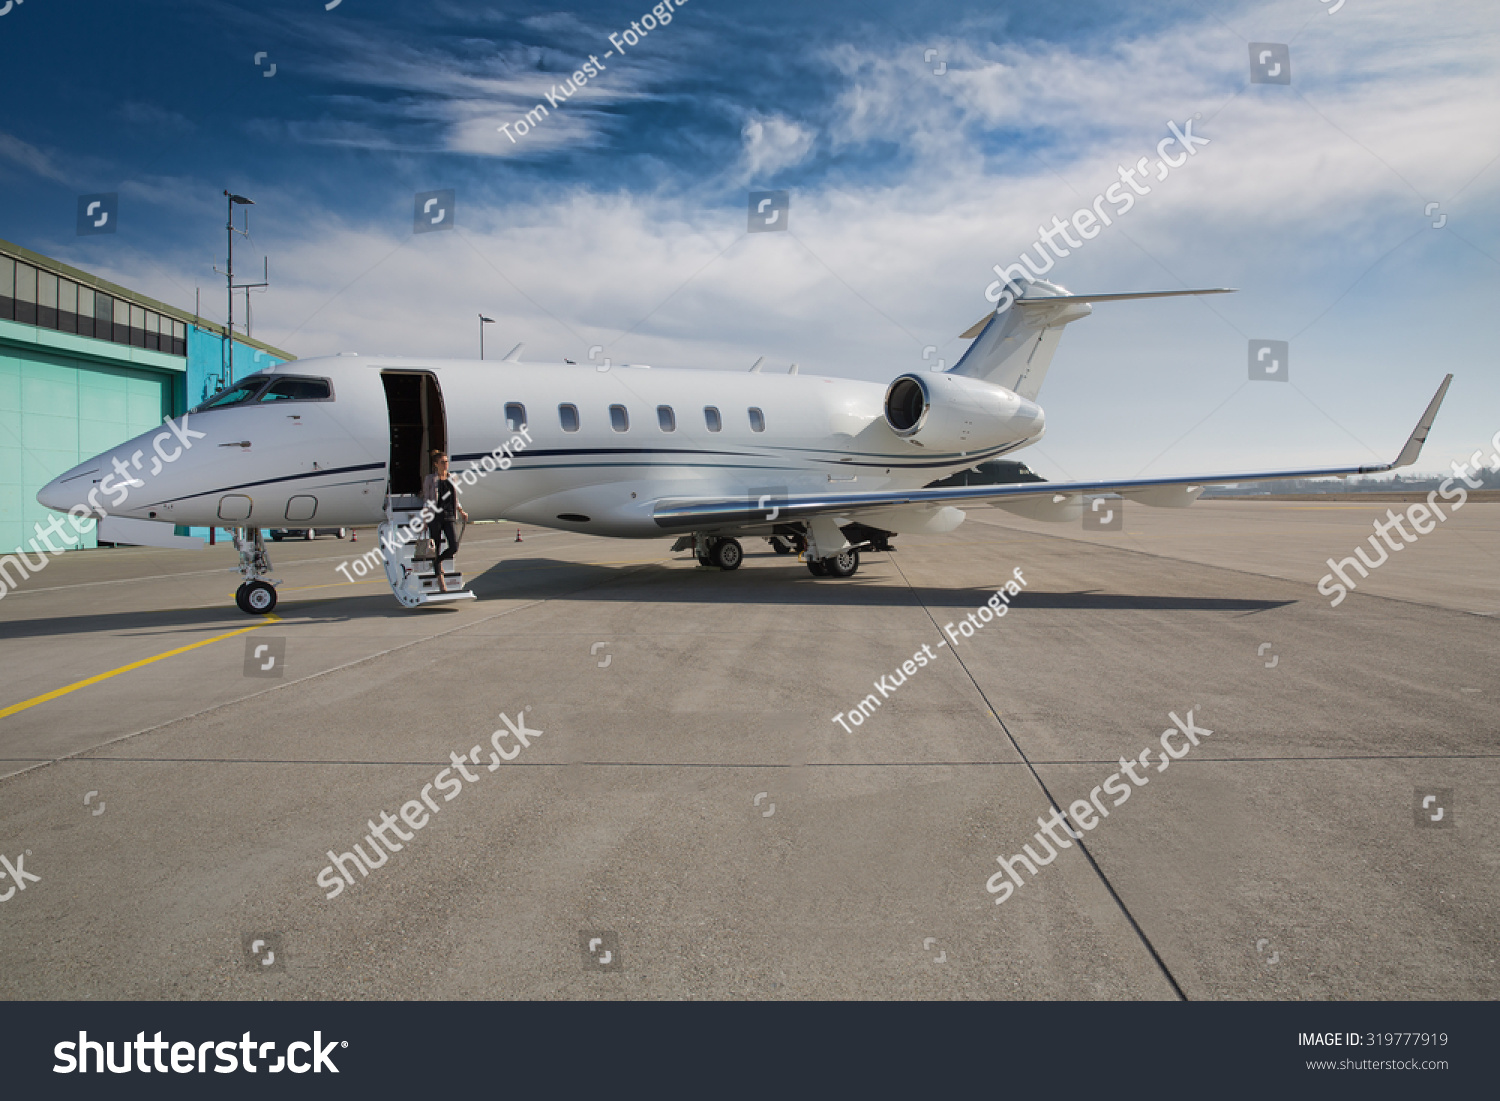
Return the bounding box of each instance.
[958,288,1236,340]
[950,283,1236,397]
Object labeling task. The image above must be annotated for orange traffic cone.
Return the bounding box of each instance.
[350,529,357,542]
[515,528,522,542]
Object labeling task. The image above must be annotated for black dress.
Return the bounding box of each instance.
[432,477,459,567]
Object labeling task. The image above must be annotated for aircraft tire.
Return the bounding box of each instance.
[712,538,743,571]
[239,581,278,615]
[807,558,828,577]
[826,550,859,578]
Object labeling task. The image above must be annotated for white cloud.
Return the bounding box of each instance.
[70,0,1500,477]
[737,114,816,184]
[262,16,678,158]
[0,132,73,186]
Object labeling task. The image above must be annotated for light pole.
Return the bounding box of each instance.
[216,191,266,391]
[479,314,494,359]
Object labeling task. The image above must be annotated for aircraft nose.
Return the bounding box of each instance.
[36,467,94,513]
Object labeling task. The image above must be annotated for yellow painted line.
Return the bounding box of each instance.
[0,615,281,721]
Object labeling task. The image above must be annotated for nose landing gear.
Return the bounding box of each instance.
[236,580,278,614]
[233,527,281,615]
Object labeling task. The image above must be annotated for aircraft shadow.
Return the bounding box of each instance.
[468,556,1298,613]
[0,555,1294,642]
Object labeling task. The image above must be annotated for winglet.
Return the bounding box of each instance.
[502,342,525,362]
[1393,373,1453,468]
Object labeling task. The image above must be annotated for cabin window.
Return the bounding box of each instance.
[559,403,579,432]
[610,404,629,432]
[748,407,765,432]
[505,402,527,431]
[704,406,722,432]
[657,405,676,432]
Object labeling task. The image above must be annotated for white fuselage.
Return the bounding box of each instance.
[39,356,1045,539]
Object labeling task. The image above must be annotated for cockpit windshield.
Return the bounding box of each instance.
[189,376,334,414]
[259,378,332,402]
[191,379,265,413]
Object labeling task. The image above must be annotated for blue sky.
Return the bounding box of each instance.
[2,0,1497,478]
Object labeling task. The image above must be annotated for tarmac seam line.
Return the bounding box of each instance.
[889,554,1191,1002]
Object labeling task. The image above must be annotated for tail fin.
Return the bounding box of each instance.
[947,282,1234,399]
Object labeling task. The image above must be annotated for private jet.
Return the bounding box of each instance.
[37,280,1452,614]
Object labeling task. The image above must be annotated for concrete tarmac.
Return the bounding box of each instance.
[0,501,1494,1000]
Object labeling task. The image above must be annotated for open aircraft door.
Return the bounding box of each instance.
[378,371,474,607]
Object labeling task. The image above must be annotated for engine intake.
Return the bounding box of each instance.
[882,372,1042,453]
[885,375,929,436]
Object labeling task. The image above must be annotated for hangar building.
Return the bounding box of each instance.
[0,238,294,553]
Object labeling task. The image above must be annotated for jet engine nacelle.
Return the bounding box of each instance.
[883,372,1038,451]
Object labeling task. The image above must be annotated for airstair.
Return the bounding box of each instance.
[379,494,476,607]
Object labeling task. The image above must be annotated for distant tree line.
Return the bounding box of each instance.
[1202,468,1500,496]
[921,461,1499,495]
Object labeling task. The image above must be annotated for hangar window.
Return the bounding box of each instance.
[657,405,675,432]
[37,270,58,329]
[12,262,36,325]
[748,407,765,432]
[505,403,527,431]
[0,251,190,353]
[56,279,77,334]
[704,406,722,432]
[75,286,94,337]
[559,403,580,432]
[259,377,333,403]
[610,404,629,432]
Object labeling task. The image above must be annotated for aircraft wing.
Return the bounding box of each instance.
[652,374,1453,530]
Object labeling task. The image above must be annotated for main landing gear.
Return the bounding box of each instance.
[807,549,860,579]
[233,527,280,615]
[674,527,880,579]
[692,535,743,570]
